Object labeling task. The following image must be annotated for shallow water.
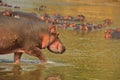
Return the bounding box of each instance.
[0,0,120,80]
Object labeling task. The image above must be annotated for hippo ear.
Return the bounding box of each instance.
[49,25,56,33]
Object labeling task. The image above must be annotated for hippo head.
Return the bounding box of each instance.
[47,36,65,54]
[47,26,65,54]
[40,25,65,54]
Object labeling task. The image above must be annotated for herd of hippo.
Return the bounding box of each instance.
[0,10,65,64]
[0,0,120,64]
[1,0,120,40]
[0,9,120,64]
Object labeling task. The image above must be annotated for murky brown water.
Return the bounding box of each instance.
[0,0,120,80]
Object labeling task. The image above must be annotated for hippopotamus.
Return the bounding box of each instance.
[104,28,120,39]
[0,13,65,64]
[111,30,120,39]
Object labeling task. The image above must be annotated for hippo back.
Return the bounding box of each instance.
[0,14,50,49]
[11,11,41,21]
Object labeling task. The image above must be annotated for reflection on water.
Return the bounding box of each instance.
[0,58,69,80]
[0,64,43,80]
[0,63,64,80]
[0,0,120,80]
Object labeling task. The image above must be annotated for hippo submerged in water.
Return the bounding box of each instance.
[0,12,65,64]
[104,28,120,39]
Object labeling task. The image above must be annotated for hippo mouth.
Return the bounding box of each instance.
[47,45,65,54]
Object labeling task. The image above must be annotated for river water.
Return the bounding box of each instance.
[0,0,120,80]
